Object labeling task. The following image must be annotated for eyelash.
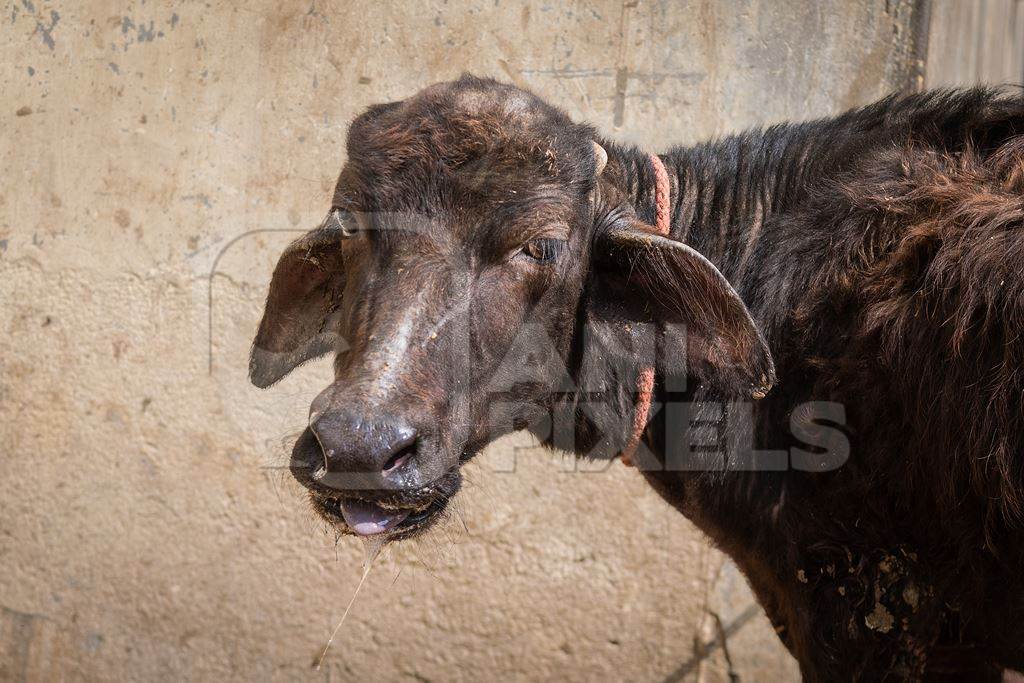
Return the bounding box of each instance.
[520,238,565,263]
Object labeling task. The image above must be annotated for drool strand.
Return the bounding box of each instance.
[313,536,386,671]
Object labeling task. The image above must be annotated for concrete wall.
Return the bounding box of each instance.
[925,0,1024,88]
[1,1,934,681]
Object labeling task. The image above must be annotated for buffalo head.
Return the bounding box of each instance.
[250,75,773,538]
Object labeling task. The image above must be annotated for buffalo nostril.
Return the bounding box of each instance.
[381,440,416,478]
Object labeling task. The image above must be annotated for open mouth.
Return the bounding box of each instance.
[289,426,467,540]
[311,493,451,539]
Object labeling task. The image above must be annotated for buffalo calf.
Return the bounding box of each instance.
[251,76,1024,680]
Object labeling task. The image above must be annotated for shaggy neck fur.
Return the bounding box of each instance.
[596,87,1024,679]
[602,123,834,284]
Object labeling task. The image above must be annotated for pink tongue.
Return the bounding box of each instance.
[338,499,410,536]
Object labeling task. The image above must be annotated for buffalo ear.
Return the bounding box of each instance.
[588,221,775,398]
[249,223,345,388]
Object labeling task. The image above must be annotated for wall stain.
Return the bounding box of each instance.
[114,208,131,228]
[33,9,59,50]
[181,193,213,209]
[0,605,59,682]
[119,15,171,50]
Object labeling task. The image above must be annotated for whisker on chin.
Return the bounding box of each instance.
[458,462,504,515]
[404,542,443,581]
[454,505,470,535]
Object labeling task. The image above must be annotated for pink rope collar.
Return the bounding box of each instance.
[620,154,671,467]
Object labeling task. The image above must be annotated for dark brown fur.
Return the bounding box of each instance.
[643,89,1024,680]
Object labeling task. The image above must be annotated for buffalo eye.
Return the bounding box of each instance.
[329,209,358,238]
[520,238,565,263]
